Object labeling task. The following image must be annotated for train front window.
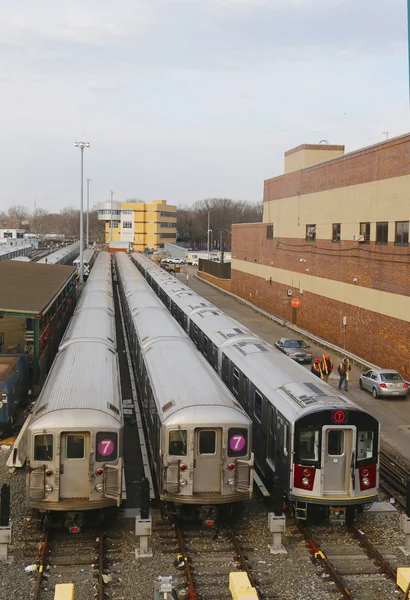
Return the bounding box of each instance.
[199,430,216,455]
[327,430,344,456]
[357,431,374,460]
[298,429,320,463]
[66,434,85,459]
[169,429,187,456]
[34,434,53,461]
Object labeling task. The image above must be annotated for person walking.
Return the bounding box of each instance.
[338,358,351,391]
[311,358,322,379]
[321,354,333,383]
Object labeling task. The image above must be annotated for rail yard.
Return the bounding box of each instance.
[1,251,410,600]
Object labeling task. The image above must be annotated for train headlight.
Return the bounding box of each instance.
[95,483,103,492]
[361,477,370,487]
[227,478,235,487]
[179,478,188,488]
[45,484,53,494]
[301,477,310,487]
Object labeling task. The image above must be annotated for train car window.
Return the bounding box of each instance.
[34,434,53,461]
[66,434,85,459]
[357,431,374,460]
[298,429,320,463]
[222,355,229,384]
[169,430,187,456]
[254,390,262,422]
[232,367,240,395]
[203,336,208,358]
[199,430,216,454]
[327,430,344,456]
[193,325,199,344]
[183,314,188,331]
[283,424,288,457]
[96,432,118,462]
[228,428,248,457]
[242,376,248,408]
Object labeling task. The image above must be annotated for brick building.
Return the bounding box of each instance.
[231,134,410,376]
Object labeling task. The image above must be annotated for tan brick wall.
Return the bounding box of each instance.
[197,271,231,292]
[231,268,410,377]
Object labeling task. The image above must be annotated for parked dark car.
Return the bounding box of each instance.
[274,338,312,364]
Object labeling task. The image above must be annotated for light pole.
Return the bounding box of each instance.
[109,190,115,243]
[86,178,91,248]
[74,141,90,284]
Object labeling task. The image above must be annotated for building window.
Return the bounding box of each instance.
[109,221,119,228]
[360,222,370,243]
[306,224,316,241]
[160,211,175,217]
[122,210,132,215]
[122,221,132,229]
[395,221,409,245]
[159,233,176,239]
[332,223,341,243]
[267,224,273,239]
[376,222,388,244]
[160,222,175,228]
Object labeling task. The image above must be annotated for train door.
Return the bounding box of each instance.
[193,428,222,493]
[59,432,90,499]
[322,427,355,496]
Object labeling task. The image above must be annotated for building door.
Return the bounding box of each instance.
[60,433,90,499]
[322,427,354,496]
[193,428,221,493]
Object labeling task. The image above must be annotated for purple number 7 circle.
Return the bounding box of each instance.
[98,439,115,456]
[229,435,245,452]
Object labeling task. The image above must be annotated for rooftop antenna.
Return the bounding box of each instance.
[319,140,329,145]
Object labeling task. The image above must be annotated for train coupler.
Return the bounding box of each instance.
[329,506,346,525]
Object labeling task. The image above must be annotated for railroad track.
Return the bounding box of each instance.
[158,520,279,600]
[379,448,410,510]
[33,530,106,600]
[298,522,400,599]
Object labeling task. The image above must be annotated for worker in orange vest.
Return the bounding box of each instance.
[311,358,322,379]
[321,354,333,383]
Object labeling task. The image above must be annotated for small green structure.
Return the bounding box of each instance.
[0,261,77,385]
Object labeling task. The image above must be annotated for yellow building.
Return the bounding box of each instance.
[97,199,177,251]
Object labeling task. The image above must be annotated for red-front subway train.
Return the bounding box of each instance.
[131,252,380,524]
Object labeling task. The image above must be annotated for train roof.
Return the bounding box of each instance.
[73,248,95,265]
[80,278,113,297]
[169,291,214,313]
[142,337,250,423]
[223,341,359,422]
[30,343,122,426]
[75,290,114,314]
[37,241,80,265]
[190,310,257,345]
[59,307,116,350]
[133,306,191,347]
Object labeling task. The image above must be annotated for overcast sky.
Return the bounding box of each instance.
[1,0,408,212]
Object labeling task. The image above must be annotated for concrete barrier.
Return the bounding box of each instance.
[229,572,258,599]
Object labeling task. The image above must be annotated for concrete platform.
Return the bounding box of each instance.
[177,267,410,462]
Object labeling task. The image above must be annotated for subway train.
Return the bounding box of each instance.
[25,252,123,530]
[116,253,254,521]
[73,248,96,279]
[131,252,380,524]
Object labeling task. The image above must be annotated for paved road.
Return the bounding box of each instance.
[178,267,410,460]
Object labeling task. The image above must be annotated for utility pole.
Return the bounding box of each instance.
[207,210,210,260]
[110,190,115,244]
[86,178,91,248]
[220,230,224,263]
[74,141,90,284]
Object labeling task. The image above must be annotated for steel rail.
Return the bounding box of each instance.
[32,531,49,600]
[228,528,263,600]
[297,524,352,599]
[98,533,105,600]
[349,525,397,583]
[174,521,198,600]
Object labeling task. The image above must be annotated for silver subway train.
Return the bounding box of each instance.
[131,253,380,524]
[25,252,123,530]
[116,253,253,521]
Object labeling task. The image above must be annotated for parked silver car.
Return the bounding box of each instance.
[274,338,312,364]
[359,369,409,399]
